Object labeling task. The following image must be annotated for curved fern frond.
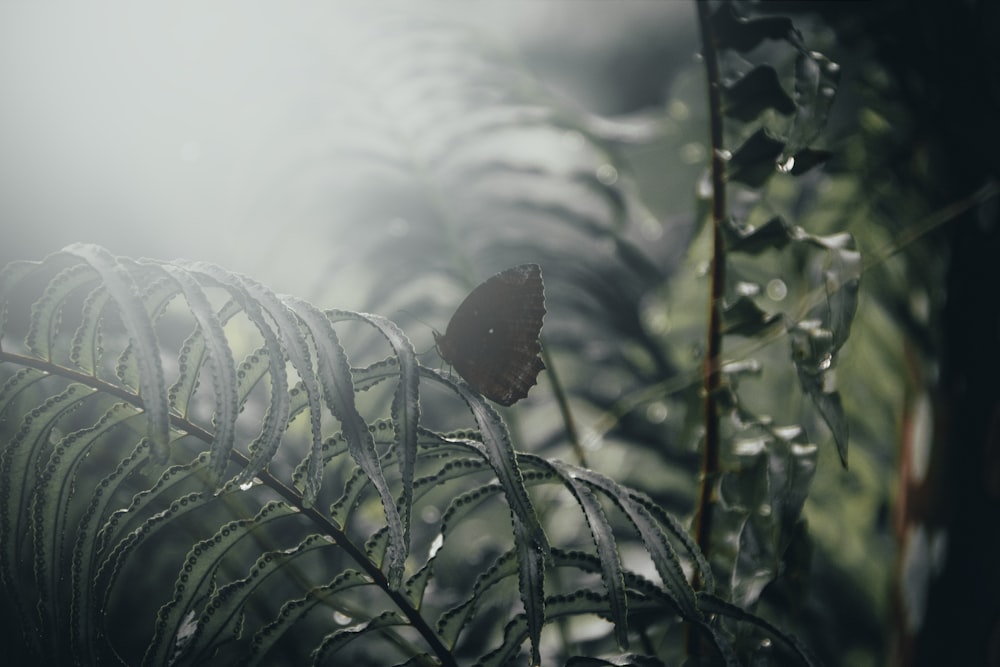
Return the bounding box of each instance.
[180,533,336,664]
[0,232,821,664]
[63,244,171,459]
[144,500,298,666]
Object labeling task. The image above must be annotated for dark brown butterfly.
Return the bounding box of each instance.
[434,264,546,406]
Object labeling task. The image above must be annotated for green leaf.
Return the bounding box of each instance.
[824,249,861,355]
[0,259,43,345]
[513,510,546,667]
[0,380,96,657]
[328,460,379,528]
[698,592,822,667]
[710,3,799,52]
[242,285,324,493]
[245,570,374,667]
[722,215,795,255]
[94,451,213,555]
[519,455,631,648]
[166,298,243,420]
[429,369,550,558]
[723,65,795,122]
[1,383,96,610]
[185,263,291,493]
[550,463,703,617]
[424,369,550,661]
[723,295,782,337]
[143,500,297,666]
[565,655,665,667]
[309,610,408,664]
[69,286,112,376]
[727,128,785,187]
[294,302,406,589]
[788,148,833,175]
[71,438,152,663]
[344,311,422,586]
[569,483,629,648]
[788,319,850,467]
[159,264,240,481]
[784,51,840,159]
[31,402,145,656]
[63,244,171,461]
[437,549,517,646]
[26,263,100,362]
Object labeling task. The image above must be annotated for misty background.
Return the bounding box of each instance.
[0,2,694,303]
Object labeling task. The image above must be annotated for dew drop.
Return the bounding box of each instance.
[645,401,669,424]
[239,477,261,491]
[596,164,619,185]
[766,279,788,301]
[429,533,445,558]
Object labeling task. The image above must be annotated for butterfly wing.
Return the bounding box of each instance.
[435,264,545,406]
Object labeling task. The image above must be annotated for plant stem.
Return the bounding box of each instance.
[540,340,588,467]
[690,0,727,655]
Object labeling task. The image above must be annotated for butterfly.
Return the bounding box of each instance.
[434,264,546,406]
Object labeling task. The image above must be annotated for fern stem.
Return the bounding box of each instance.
[540,340,588,467]
[690,0,727,655]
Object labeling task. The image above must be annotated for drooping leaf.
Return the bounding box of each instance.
[31,402,145,658]
[245,570,374,667]
[1,382,97,611]
[184,263,291,492]
[710,3,799,53]
[63,244,172,461]
[309,610,408,664]
[788,319,850,467]
[549,462,703,618]
[63,243,170,463]
[0,259,43,344]
[69,285,112,377]
[143,501,297,666]
[71,437,152,663]
[727,128,786,188]
[697,592,822,667]
[158,264,240,481]
[26,263,100,363]
[723,295,782,337]
[722,215,795,255]
[327,309,424,590]
[723,65,795,122]
[784,50,840,159]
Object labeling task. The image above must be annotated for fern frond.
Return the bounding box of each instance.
[63,244,171,459]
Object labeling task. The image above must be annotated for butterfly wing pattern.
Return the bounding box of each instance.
[434,264,546,406]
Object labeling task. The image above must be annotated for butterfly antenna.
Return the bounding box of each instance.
[396,309,442,359]
[396,309,439,335]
